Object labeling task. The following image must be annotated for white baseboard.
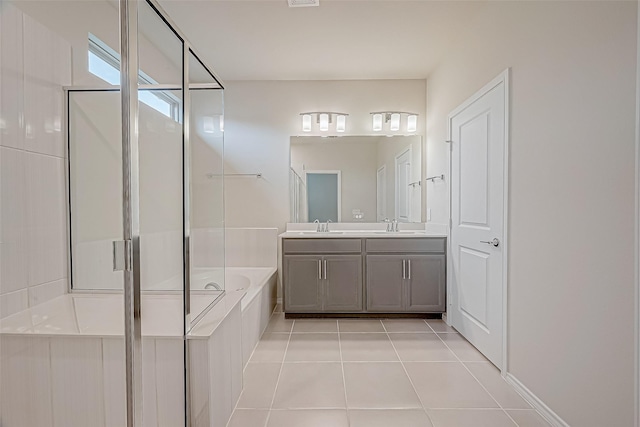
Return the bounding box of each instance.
[505,373,569,427]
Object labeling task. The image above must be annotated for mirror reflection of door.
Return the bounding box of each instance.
[395,147,412,222]
[306,171,341,222]
[376,165,387,221]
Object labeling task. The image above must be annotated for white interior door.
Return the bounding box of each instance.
[449,71,508,368]
[395,148,411,222]
[377,165,387,221]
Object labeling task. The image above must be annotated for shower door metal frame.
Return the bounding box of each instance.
[119,0,224,426]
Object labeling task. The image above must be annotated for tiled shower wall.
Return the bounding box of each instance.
[0,3,72,318]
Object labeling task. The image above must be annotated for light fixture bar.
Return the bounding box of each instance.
[299,112,349,133]
[369,111,419,133]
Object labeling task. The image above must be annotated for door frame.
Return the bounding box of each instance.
[446,68,510,373]
[304,169,342,222]
[376,165,387,221]
[395,146,412,222]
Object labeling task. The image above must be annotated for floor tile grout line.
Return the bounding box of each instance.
[263,316,294,427]
[381,320,437,427]
[336,319,351,425]
[433,331,521,427]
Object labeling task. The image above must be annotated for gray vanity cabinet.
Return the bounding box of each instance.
[283,237,445,314]
[365,255,405,312]
[284,255,323,312]
[404,254,446,312]
[283,239,364,313]
[365,238,446,313]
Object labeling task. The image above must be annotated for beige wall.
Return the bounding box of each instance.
[425,2,637,425]
[224,79,426,230]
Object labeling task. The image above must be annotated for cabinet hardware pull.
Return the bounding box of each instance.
[402,259,406,279]
[408,260,411,279]
[323,260,327,280]
[318,260,322,280]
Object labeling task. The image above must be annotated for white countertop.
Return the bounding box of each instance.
[279,230,447,239]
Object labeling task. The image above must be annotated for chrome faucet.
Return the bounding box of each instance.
[387,219,399,232]
[318,219,332,233]
[314,219,321,232]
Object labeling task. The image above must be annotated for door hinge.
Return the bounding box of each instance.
[113,239,132,272]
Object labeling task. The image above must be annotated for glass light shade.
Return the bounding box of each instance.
[390,113,401,131]
[406,114,417,133]
[302,114,312,132]
[319,113,329,131]
[372,113,383,131]
[336,114,346,132]
[219,115,225,132]
[203,116,215,133]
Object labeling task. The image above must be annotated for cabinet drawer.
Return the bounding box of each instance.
[283,238,362,254]
[365,238,445,253]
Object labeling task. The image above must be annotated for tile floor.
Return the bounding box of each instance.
[227,307,551,427]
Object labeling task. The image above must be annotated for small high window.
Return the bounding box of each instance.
[88,33,179,120]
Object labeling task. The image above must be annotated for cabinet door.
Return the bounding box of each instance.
[366,255,405,312]
[284,255,322,312]
[405,254,446,312]
[323,255,363,312]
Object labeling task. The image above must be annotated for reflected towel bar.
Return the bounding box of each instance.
[206,173,263,179]
[425,174,445,182]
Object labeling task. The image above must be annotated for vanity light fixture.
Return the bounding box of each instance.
[336,114,347,132]
[370,111,419,133]
[299,112,349,133]
[372,113,383,131]
[302,114,312,132]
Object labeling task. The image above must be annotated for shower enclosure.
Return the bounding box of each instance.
[0,0,224,425]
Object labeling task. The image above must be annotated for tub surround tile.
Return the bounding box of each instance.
[225,228,278,268]
[28,279,66,307]
[1,147,29,295]
[0,289,29,318]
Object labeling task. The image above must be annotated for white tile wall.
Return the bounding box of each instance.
[50,337,106,427]
[0,3,72,318]
[0,336,53,427]
[225,228,278,268]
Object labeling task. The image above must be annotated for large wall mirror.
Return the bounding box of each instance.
[290,135,422,223]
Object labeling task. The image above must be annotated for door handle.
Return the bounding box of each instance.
[318,260,322,279]
[323,260,327,280]
[407,259,411,279]
[480,238,500,247]
[402,259,406,279]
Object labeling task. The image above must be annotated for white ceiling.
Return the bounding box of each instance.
[158,0,487,81]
